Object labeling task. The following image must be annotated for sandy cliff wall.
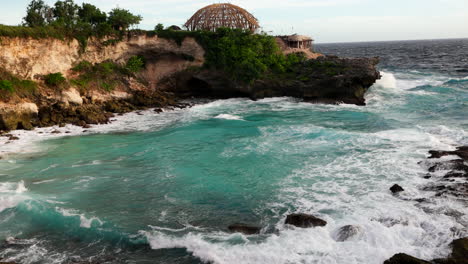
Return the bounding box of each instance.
[0,35,205,132]
[0,35,205,80]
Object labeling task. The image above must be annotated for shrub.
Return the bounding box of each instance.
[0,80,14,92]
[72,60,93,72]
[125,56,145,73]
[44,72,66,86]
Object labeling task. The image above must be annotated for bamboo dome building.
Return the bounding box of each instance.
[184,3,260,32]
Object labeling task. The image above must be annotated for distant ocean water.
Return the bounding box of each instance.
[0,38,467,264]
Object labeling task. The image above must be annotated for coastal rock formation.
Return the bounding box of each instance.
[0,35,204,80]
[168,56,380,105]
[384,237,468,264]
[285,213,327,228]
[421,146,468,198]
[0,102,38,131]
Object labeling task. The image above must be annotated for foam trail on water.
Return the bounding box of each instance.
[214,114,244,121]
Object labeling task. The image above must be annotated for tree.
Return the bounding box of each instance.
[53,0,79,28]
[154,23,164,32]
[23,0,52,27]
[78,3,107,26]
[108,8,142,31]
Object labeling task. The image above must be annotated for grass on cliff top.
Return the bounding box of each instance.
[0,24,71,40]
[0,68,38,101]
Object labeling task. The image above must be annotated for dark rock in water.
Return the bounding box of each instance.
[285,213,327,228]
[426,237,468,264]
[228,224,261,235]
[8,136,19,141]
[167,56,380,106]
[383,253,431,264]
[449,237,468,263]
[51,130,61,134]
[154,108,163,113]
[429,146,468,161]
[333,225,363,242]
[428,160,468,173]
[390,184,404,193]
[433,237,468,264]
[82,124,91,129]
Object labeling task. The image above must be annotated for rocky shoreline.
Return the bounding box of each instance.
[384,146,468,264]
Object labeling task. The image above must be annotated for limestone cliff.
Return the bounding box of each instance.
[0,35,204,80]
[0,35,204,131]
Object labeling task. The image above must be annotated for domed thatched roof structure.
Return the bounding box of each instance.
[184,3,259,32]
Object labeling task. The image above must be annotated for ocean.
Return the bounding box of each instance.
[0,38,467,264]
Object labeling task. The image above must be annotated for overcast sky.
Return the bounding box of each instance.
[2,0,468,43]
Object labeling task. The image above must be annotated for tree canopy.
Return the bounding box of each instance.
[22,0,141,33]
[23,0,53,27]
[108,8,142,31]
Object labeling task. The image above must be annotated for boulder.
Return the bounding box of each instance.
[390,184,404,193]
[61,88,83,106]
[0,102,38,131]
[228,224,261,235]
[383,253,431,264]
[332,225,363,242]
[285,213,327,228]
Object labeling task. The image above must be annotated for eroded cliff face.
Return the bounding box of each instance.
[0,35,205,131]
[0,35,204,80]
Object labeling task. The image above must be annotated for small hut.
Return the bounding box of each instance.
[184,3,259,32]
[168,25,182,31]
[278,34,314,49]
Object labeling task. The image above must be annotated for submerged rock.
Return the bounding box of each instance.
[228,224,261,235]
[332,225,363,242]
[383,253,431,264]
[285,213,327,228]
[390,184,404,193]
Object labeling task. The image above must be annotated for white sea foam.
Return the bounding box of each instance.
[142,122,466,264]
[214,114,244,121]
[55,207,103,229]
[0,181,28,213]
[375,71,397,89]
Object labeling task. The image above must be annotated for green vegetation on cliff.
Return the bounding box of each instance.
[71,57,146,93]
[0,69,37,100]
[154,28,306,83]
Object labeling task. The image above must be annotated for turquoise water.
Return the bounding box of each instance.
[1,41,468,263]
